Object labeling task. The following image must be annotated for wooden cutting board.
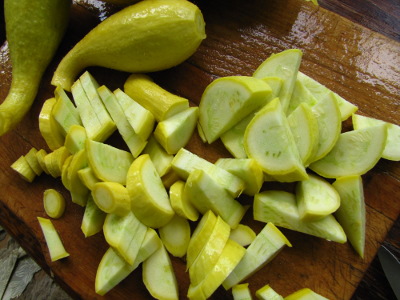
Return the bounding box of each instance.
[0,0,399,299]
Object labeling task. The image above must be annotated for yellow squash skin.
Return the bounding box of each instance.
[0,0,71,136]
[52,0,206,91]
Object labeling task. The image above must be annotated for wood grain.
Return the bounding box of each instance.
[318,0,400,42]
[0,0,399,299]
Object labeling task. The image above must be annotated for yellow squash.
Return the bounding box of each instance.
[52,0,206,91]
[0,0,70,136]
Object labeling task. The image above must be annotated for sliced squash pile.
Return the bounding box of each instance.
[11,49,400,299]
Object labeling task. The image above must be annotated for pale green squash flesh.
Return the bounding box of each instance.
[229,224,256,247]
[244,98,307,182]
[142,135,174,177]
[142,244,179,300]
[171,148,245,198]
[308,92,342,163]
[97,85,147,157]
[154,107,199,154]
[64,125,87,155]
[103,211,148,265]
[333,175,366,258]
[81,194,106,238]
[295,174,340,222]
[219,76,283,158]
[52,87,82,136]
[86,139,133,185]
[253,191,347,243]
[199,76,272,143]
[37,217,70,262]
[185,169,247,229]
[309,125,387,178]
[223,223,291,290]
[297,72,358,121]
[43,189,66,219]
[159,214,191,258]
[253,49,303,113]
[215,158,264,196]
[114,88,155,141]
[232,283,252,300]
[288,102,319,166]
[255,284,284,300]
[169,180,199,222]
[95,228,161,296]
[352,114,400,161]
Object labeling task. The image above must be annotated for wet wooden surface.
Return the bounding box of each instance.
[0,0,399,299]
